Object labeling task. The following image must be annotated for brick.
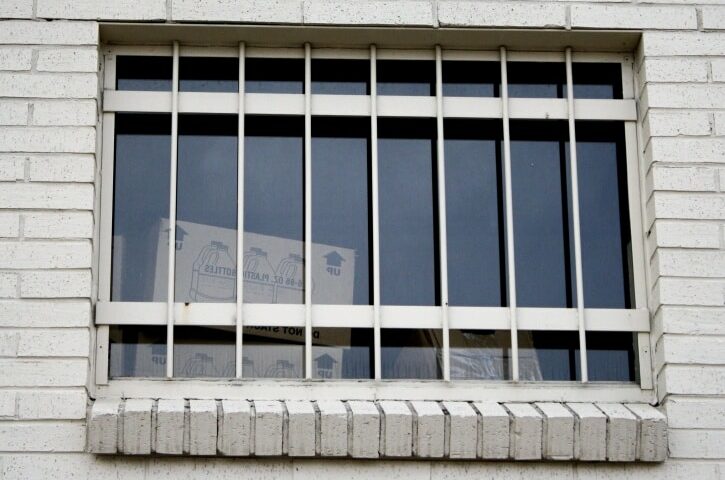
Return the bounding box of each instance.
[218,399,251,456]
[0,358,87,386]
[646,138,725,165]
[285,400,315,457]
[379,400,412,457]
[37,0,166,20]
[305,0,434,27]
[443,401,477,459]
[0,241,91,269]
[0,73,97,99]
[26,154,95,181]
[0,299,90,327]
[716,112,725,136]
[410,401,444,458]
[0,47,31,70]
[37,48,98,72]
[648,192,725,221]
[649,165,718,192]
[649,220,721,250]
[123,398,153,455]
[642,31,725,56]
[253,400,283,456]
[189,399,217,456]
[504,403,542,460]
[17,389,86,419]
[664,398,725,429]
[0,331,19,355]
[571,4,697,30]
[645,84,725,110]
[20,270,91,298]
[0,1,33,19]
[0,100,28,125]
[0,21,98,45]
[596,403,637,462]
[644,111,711,138]
[0,183,94,210]
[317,400,347,456]
[0,126,96,153]
[32,101,97,126]
[0,154,23,180]
[474,402,509,460]
[640,58,709,84]
[347,400,380,458]
[659,335,725,365]
[0,212,20,237]
[155,399,186,454]
[536,402,574,461]
[655,249,725,278]
[0,423,86,452]
[566,402,606,461]
[669,430,725,459]
[24,211,94,239]
[654,306,725,337]
[16,328,89,357]
[662,365,725,396]
[626,404,667,462]
[172,0,303,23]
[703,6,725,30]
[0,272,18,298]
[88,398,121,454]
[655,277,724,307]
[438,1,565,28]
[0,391,16,417]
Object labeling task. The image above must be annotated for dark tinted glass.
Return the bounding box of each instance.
[511,121,575,308]
[450,330,511,380]
[242,326,304,378]
[312,118,371,305]
[174,326,235,377]
[179,57,238,92]
[444,120,506,307]
[116,56,172,91]
[442,61,500,97]
[244,116,304,304]
[382,329,442,379]
[112,114,171,301]
[377,60,435,96]
[572,63,623,99]
[576,122,632,308]
[508,62,566,98]
[312,328,373,379]
[109,325,166,378]
[245,58,304,94]
[378,119,439,306]
[175,115,238,303]
[312,59,369,95]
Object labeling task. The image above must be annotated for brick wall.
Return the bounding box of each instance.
[0,1,723,478]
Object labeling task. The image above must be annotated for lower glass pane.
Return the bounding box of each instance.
[450,330,511,380]
[174,326,235,378]
[109,325,166,378]
[242,326,304,378]
[312,328,373,379]
[587,331,636,382]
[381,329,442,379]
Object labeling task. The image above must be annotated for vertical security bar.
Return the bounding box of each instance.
[235,42,246,378]
[500,46,519,382]
[371,44,382,381]
[565,47,589,383]
[434,45,451,381]
[304,43,313,379]
[166,41,180,378]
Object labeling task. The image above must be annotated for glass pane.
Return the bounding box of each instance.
[109,325,166,378]
[312,118,371,305]
[179,57,238,92]
[378,119,438,306]
[572,63,623,99]
[587,332,636,382]
[442,61,500,97]
[174,326,235,378]
[508,62,566,98]
[377,60,435,96]
[116,55,172,91]
[450,330,511,380]
[112,114,171,301]
[444,120,506,307]
[381,329,442,379]
[511,121,575,308]
[312,328,373,379]
[312,59,369,95]
[242,327,304,378]
[175,115,238,303]
[244,116,304,304]
[245,58,304,94]
[576,122,633,308]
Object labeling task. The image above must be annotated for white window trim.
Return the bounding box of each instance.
[94,43,653,403]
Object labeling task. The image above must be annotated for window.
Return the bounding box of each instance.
[98,45,650,389]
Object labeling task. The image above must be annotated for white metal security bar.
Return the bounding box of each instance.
[235,42,246,379]
[166,41,180,378]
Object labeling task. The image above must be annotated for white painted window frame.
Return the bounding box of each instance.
[95,43,653,402]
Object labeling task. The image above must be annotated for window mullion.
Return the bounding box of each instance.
[235,41,246,379]
[371,44,382,381]
[304,42,313,380]
[166,40,180,379]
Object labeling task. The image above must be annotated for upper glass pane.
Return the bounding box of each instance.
[507,61,566,98]
[179,57,239,92]
[312,118,371,305]
[245,58,304,94]
[175,115,238,303]
[244,116,304,304]
[311,59,369,95]
[377,60,435,96]
[378,119,439,306]
[572,63,623,99]
[442,61,500,97]
[116,56,172,91]
[112,113,171,301]
[444,119,506,306]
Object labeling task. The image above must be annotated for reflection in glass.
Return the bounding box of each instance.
[116,56,172,91]
[242,326,304,378]
[312,118,371,305]
[245,58,304,94]
[312,328,373,379]
[174,326,235,378]
[444,120,506,306]
[572,63,623,99]
[244,116,304,304]
[377,60,435,96]
[381,329,442,379]
[175,115,238,303]
[179,57,238,92]
[312,59,369,95]
[507,62,566,98]
[378,119,439,306]
[112,114,171,301]
[442,61,500,97]
[511,121,575,308]
[450,330,511,380]
[109,325,166,378]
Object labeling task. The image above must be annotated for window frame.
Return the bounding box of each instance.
[94,43,653,402]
